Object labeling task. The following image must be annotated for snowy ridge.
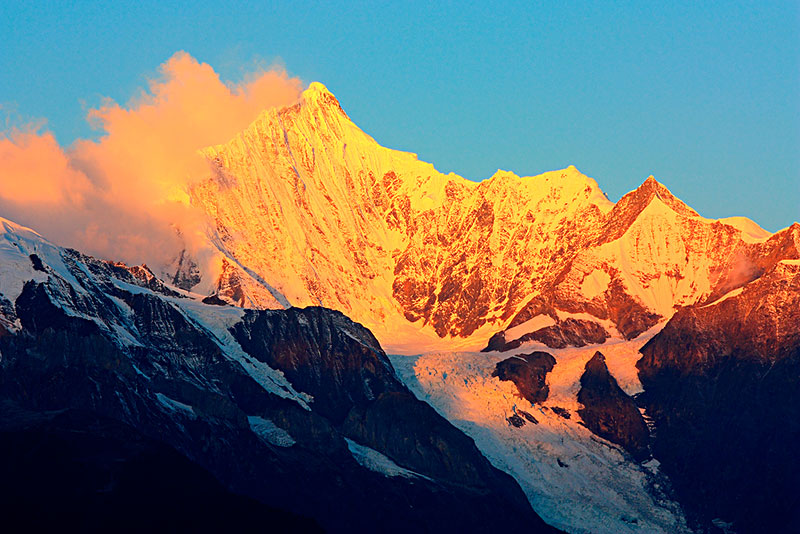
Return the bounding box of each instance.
[186,83,787,355]
[0,217,311,409]
[0,216,79,331]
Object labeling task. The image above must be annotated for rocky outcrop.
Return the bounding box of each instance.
[486,318,609,351]
[492,351,557,404]
[577,352,649,461]
[231,306,399,423]
[636,256,800,533]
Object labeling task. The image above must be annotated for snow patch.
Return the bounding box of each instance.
[345,438,427,480]
[701,287,744,308]
[247,416,295,447]
[155,393,196,419]
[580,269,611,300]
[505,315,557,342]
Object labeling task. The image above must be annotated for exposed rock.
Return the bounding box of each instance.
[517,409,538,424]
[577,352,649,461]
[171,249,201,290]
[482,330,506,352]
[494,318,609,351]
[492,351,556,404]
[201,294,228,306]
[28,254,46,272]
[507,414,526,427]
[550,407,571,419]
[231,306,401,424]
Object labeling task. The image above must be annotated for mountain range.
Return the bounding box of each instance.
[0,83,797,533]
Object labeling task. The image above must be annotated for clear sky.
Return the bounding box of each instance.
[1,1,798,230]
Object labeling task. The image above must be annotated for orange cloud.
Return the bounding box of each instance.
[0,129,91,205]
[0,51,302,284]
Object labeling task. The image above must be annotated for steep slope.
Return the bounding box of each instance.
[0,216,557,533]
[636,226,800,533]
[187,83,783,354]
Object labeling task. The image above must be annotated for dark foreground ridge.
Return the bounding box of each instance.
[0,239,560,533]
[637,255,800,533]
[0,404,322,533]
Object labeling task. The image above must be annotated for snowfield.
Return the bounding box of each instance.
[389,328,690,534]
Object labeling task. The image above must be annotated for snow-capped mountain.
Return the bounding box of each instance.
[184,83,788,353]
[180,83,799,533]
[0,217,556,532]
[1,81,797,533]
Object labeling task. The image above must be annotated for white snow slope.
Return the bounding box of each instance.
[389,327,691,534]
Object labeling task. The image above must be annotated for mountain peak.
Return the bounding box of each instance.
[596,175,699,244]
[304,81,333,97]
[638,175,667,195]
[625,175,698,218]
[301,82,348,117]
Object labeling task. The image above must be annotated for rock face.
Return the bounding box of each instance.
[487,318,609,351]
[0,217,559,533]
[577,352,649,461]
[183,83,783,353]
[637,241,800,533]
[492,351,557,404]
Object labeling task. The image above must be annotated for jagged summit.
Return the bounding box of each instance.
[595,174,700,245]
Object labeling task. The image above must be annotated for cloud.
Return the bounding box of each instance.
[0,129,92,205]
[0,51,302,286]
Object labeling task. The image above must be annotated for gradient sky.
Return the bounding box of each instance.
[1,1,797,231]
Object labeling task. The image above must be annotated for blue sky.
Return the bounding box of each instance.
[1,1,797,230]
